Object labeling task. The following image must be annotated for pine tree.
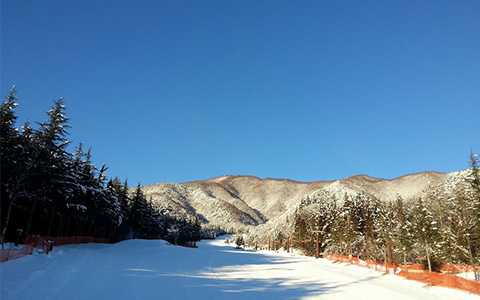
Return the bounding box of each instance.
[393,196,414,264]
[374,201,397,265]
[302,195,337,257]
[467,152,480,280]
[109,177,130,227]
[29,99,72,236]
[411,197,440,272]
[129,184,150,238]
[438,187,477,264]
[330,194,358,256]
[0,88,20,245]
[469,152,480,195]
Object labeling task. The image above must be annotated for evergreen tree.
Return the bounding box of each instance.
[411,197,440,272]
[30,99,73,236]
[331,195,358,256]
[393,196,414,264]
[129,184,150,237]
[302,195,337,256]
[0,88,20,245]
[374,201,397,265]
[467,152,480,280]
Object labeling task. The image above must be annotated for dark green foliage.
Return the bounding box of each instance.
[0,89,201,246]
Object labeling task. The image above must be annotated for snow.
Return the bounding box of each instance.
[1,243,24,250]
[457,272,479,281]
[1,237,479,300]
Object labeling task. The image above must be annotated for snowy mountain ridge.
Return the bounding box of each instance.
[141,170,465,233]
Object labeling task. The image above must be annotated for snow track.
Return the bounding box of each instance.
[1,238,479,300]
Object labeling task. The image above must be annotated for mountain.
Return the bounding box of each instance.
[142,171,452,233]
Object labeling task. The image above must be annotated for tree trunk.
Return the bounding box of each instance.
[0,200,15,247]
[56,214,64,237]
[88,219,96,237]
[25,198,38,236]
[47,207,55,236]
[465,237,479,281]
[384,247,388,273]
[65,216,71,236]
[425,244,432,272]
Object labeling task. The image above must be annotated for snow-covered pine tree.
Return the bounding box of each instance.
[293,208,308,251]
[95,166,121,238]
[437,186,478,264]
[374,201,397,265]
[336,193,379,259]
[301,194,337,257]
[330,194,359,256]
[129,184,147,237]
[0,88,20,246]
[362,194,381,260]
[108,177,131,240]
[468,152,480,280]
[393,196,414,264]
[411,197,440,272]
[27,99,73,236]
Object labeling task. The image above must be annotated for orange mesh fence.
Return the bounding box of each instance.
[24,235,111,247]
[325,254,480,295]
[398,270,480,295]
[1,236,112,263]
[440,263,478,273]
[326,255,398,273]
[326,254,361,265]
[398,263,425,273]
[0,245,33,262]
[365,260,399,273]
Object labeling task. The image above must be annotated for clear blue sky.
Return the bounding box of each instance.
[2,1,479,185]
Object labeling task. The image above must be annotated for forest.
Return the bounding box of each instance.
[0,88,201,247]
[271,162,480,275]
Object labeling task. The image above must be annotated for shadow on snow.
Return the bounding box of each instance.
[117,241,378,300]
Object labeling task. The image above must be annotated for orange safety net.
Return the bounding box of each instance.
[0,245,33,262]
[1,236,111,263]
[326,254,480,295]
[398,271,480,295]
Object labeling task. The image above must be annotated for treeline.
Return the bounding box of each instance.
[290,158,480,272]
[0,88,201,246]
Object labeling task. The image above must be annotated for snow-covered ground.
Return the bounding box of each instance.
[1,237,479,300]
[458,271,480,281]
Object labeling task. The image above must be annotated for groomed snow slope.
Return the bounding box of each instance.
[1,238,478,300]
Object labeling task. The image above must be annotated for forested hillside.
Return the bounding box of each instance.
[245,167,480,276]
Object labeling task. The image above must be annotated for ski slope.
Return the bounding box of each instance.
[1,238,479,300]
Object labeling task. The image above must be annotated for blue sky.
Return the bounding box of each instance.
[2,1,479,184]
